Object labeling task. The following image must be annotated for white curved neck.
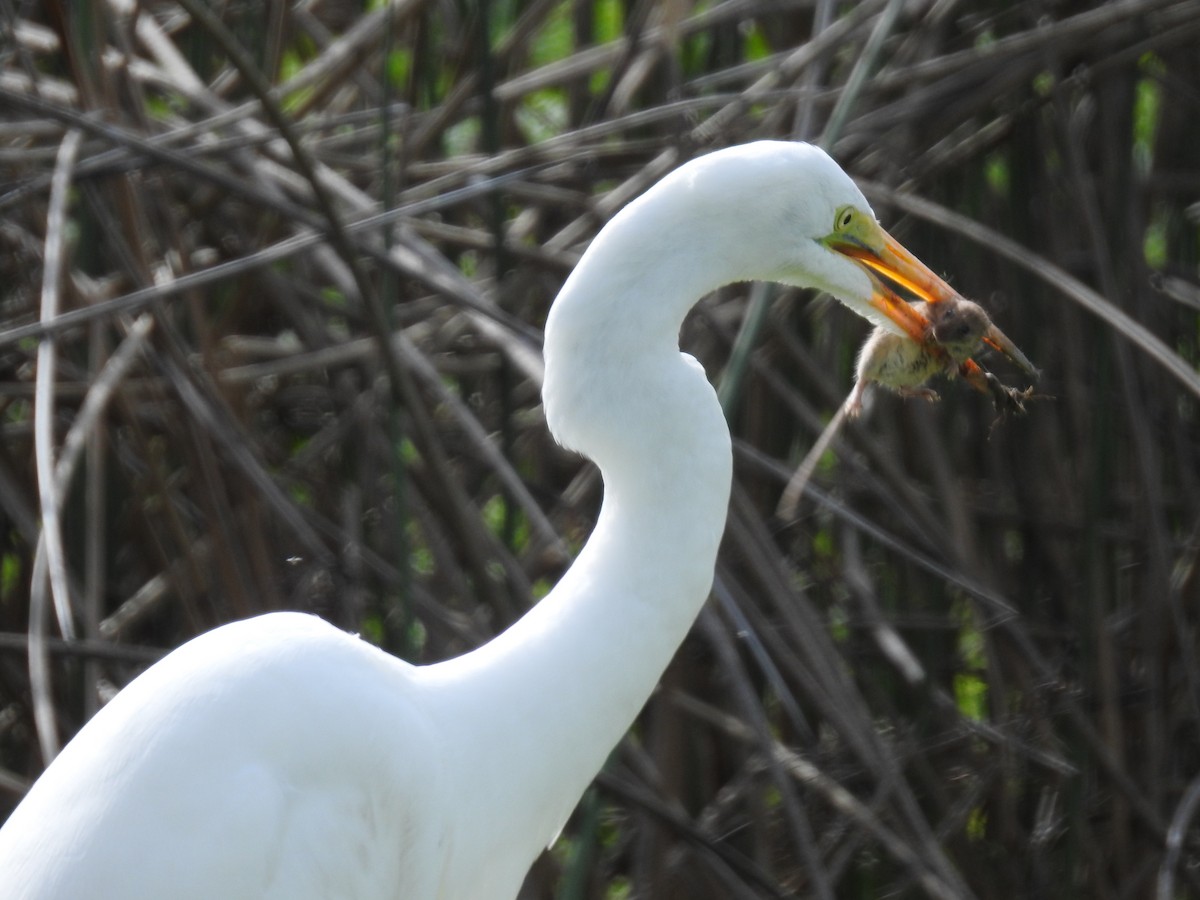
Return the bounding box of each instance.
[416,184,735,884]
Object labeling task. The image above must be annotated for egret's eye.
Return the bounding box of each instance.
[835,206,856,231]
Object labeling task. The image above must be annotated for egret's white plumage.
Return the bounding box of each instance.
[0,141,953,899]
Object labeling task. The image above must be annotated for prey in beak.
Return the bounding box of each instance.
[847,297,1037,418]
[777,208,1041,520]
[821,206,1038,405]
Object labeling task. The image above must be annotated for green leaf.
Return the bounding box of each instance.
[953,672,987,722]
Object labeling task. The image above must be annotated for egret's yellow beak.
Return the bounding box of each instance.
[829,224,1039,379]
[980,322,1038,378]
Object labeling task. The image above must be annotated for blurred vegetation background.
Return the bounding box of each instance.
[2,0,1199,897]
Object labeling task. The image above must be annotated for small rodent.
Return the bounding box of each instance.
[847,297,991,417]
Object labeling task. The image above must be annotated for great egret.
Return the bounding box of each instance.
[0,141,1010,899]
